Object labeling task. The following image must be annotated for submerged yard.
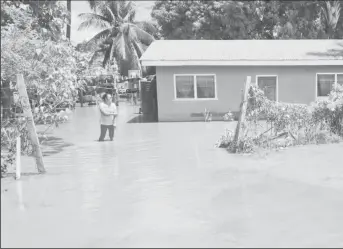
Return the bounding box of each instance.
[1,103,343,248]
[2,0,343,247]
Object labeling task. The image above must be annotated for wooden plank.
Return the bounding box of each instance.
[16,136,21,180]
[232,76,251,153]
[16,74,46,174]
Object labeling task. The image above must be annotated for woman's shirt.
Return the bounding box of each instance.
[99,102,117,125]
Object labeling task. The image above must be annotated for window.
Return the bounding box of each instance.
[175,75,194,99]
[174,74,216,100]
[196,75,215,98]
[317,73,343,98]
[256,76,277,101]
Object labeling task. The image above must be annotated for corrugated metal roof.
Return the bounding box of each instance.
[140,40,343,66]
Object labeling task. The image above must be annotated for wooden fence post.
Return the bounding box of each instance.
[16,136,21,180]
[233,76,251,153]
[16,74,46,174]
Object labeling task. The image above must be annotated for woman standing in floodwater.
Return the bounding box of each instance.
[98,93,117,141]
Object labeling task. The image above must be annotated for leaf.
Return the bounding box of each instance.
[78,13,111,31]
[51,84,57,92]
[35,48,42,56]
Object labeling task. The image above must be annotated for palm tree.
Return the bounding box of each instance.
[321,0,341,38]
[78,1,156,76]
[66,0,71,40]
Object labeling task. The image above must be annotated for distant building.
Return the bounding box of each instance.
[140,39,343,122]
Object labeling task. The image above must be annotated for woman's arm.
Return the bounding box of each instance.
[99,103,113,116]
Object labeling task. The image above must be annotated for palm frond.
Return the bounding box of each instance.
[113,33,127,60]
[128,9,136,23]
[91,1,118,23]
[87,0,98,11]
[107,1,121,20]
[104,4,116,23]
[78,13,111,30]
[89,48,105,66]
[131,39,144,58]
[129,24,155,46]
[321,1,341,30]
[135,21,158,36]
[128,39,141,71]
[119,1,136,22]
[78,12,111,23]
[85,28,112,47]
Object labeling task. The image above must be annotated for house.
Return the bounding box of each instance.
[140,40,343,122]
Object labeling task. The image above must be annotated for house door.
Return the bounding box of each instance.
[140,76,158,121]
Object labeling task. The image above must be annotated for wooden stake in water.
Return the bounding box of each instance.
[233,76,251,153]
[16,136,21,180]
[16,74,46,174]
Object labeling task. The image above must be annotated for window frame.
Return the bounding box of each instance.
[316,73,343,99]
[173,74,218,101]
[255,75,279,102]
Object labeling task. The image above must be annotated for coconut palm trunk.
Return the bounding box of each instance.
[67,0,71,40]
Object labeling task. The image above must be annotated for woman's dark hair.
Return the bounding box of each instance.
[102,92,112,101]
[102,93,108,101]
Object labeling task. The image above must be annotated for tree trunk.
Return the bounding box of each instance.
[66,0,71,40]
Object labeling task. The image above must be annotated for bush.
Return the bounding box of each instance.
[1,3,86,176]
[216,84,343,153]
[223,111,235,121]
[311,85,343,137]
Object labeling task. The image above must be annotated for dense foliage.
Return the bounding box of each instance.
[1,0,70,41]
[152,0,343,40]
[216,85,343,153]
[1,2,87,176]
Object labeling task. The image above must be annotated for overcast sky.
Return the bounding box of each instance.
[70,1,155,45]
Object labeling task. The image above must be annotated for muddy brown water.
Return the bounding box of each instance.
[1,103,343,248]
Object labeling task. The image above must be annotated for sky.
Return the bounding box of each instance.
[70,1,155,45]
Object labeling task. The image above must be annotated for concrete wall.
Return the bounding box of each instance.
[155,66,343,122]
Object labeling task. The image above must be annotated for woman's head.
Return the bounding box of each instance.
[102,93,112,103]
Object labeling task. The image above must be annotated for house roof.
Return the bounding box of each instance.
[140,40,343,66]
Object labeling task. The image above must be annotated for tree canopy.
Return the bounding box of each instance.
[78,0,158,76]
[151,0,343,40]
[1,0,70,41]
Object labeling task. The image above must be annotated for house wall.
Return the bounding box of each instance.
[155,66,343,122]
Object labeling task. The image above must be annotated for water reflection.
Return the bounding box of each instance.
[16,181,25,211]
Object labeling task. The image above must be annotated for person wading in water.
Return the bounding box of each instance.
[98,93,117,141]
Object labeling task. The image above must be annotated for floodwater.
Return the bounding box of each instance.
[1,102,343,248]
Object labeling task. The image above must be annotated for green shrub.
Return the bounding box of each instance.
[223,111,235,121]
[311,85,343,136]
[215,128,234,148]
[216,84,343,153]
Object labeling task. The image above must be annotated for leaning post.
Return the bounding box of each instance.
[232,76,251,153]
[15,136,21,180]
[16,74,46,174]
